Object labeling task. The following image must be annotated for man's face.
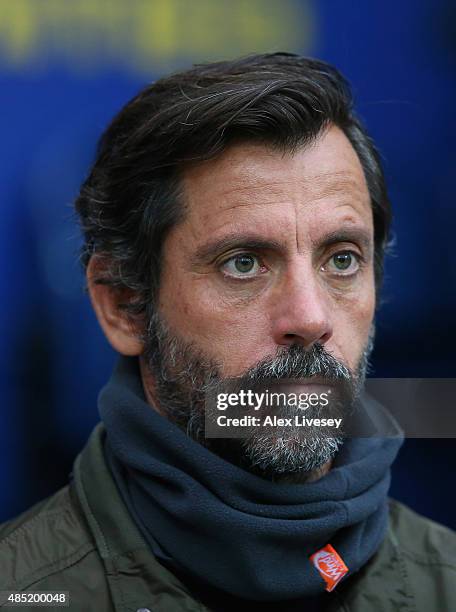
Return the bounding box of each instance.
[138,125,376,480]
[156,125,375,378]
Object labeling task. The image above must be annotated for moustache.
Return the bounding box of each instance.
[242,343,352,383]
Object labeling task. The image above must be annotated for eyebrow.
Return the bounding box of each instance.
[317,228,373,253]
[191,235,283,264]
[191,227,373,265]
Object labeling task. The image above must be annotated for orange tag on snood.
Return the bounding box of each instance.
[310,544,349,592]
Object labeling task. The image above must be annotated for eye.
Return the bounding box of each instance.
[221,253,263,278]
[324,251,361,275]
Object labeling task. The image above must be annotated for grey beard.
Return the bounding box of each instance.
[143,314,375,483]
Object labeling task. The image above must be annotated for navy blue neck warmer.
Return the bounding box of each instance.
[100,356,403,602]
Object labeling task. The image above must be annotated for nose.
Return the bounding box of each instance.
[270,262,333,349]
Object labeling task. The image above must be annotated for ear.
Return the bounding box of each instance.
[87,256,144,356]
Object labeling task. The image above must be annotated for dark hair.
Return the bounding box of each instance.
[75,52,391,324]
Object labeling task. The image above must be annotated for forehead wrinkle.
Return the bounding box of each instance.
[202,186,298,219]
[191,180,371,247]
[305,170,367,193]
[214,169,366,203]
[213,181,297,214]
[217,177,291,196]
[184,161,370,243]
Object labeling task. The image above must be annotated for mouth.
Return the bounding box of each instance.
[269,377,336,394]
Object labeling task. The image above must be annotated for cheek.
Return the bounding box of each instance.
[346,293,375,341]
[158,274,270,359]
[330,282,375,371]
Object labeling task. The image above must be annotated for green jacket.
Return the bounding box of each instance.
[1,423,455,611]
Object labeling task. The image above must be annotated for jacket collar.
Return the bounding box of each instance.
[72,422,206,612]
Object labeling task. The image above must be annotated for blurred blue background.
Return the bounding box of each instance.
[1,0,455,526]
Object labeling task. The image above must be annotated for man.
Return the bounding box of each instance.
[1,53,455,611]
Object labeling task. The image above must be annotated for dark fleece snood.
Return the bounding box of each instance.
[100,356,403,601]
